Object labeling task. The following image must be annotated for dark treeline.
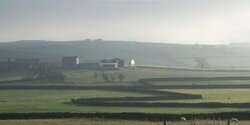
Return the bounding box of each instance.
[71,101,250,108]
[72,95,202,102]
[1,112,250,121]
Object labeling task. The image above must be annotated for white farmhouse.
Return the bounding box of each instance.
[128,59,135,67]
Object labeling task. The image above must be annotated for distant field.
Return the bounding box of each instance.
[0,73,23,82]
[162,89,250,103]
[1,67,250,86]
[64,67,250,85]
[151,80,250,85]
[1,119,250,125]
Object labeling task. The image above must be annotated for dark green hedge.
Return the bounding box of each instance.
[71,101,250,108]
[1,112,250,121]
[72,95,202,102]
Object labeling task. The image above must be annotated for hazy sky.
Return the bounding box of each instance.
[1,0,250,44]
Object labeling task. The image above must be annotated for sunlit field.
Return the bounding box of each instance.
[1,68,250,114]
[162,89,250,103]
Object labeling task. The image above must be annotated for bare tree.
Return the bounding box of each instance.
[194,56,209,70]
[118,73,124,82]
[111,75,116,82]
[102,71,110,82]
[93,71,98,82]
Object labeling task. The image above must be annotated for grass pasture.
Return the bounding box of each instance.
[151,80,250,85]
[64,68,250,85]
[0,73,23,82]
[1,67,250,115]
[164,89,250,103]
[0,90,153,113]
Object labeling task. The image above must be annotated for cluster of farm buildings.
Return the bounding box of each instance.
[0,56,135,71]
[62,56,135,69]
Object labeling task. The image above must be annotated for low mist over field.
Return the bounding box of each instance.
[1,40,250,69]
[2,0,250,124]
[2,0,250,69]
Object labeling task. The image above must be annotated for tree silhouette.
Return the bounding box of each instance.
[118,73,124,82]
[102,72,110,82]
[93,71,98,82]
[194,56,209,70]
[111,75,116,82]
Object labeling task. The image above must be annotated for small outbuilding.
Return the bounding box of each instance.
[100,58,125,70]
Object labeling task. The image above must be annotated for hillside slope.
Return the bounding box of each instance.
[1,40,250,69]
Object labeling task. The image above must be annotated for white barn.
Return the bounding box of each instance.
[129,59,135,67]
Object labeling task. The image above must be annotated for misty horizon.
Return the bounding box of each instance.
[1,0,250,44]
[2,39,250,46]
[0,38,248,46]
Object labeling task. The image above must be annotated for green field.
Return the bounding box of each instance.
[1,90,250,114]
[1,67,250,114]
[162,89,250,103]
[64,68,250,84]
[0,73,23,82]
[151,80,250,85]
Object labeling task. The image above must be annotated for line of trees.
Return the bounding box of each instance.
[93,71,124,82]
[33,64,65,82]
[72,101,250,108]
[2,112,250,121]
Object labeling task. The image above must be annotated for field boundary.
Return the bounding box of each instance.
[71,101,250,108]
[1,112,250,120]
[2,84,250,90]
[71,94,202,102]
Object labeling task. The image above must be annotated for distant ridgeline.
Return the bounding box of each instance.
[1,40,250,69]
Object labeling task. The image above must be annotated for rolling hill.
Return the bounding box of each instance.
[1,40,250,69]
